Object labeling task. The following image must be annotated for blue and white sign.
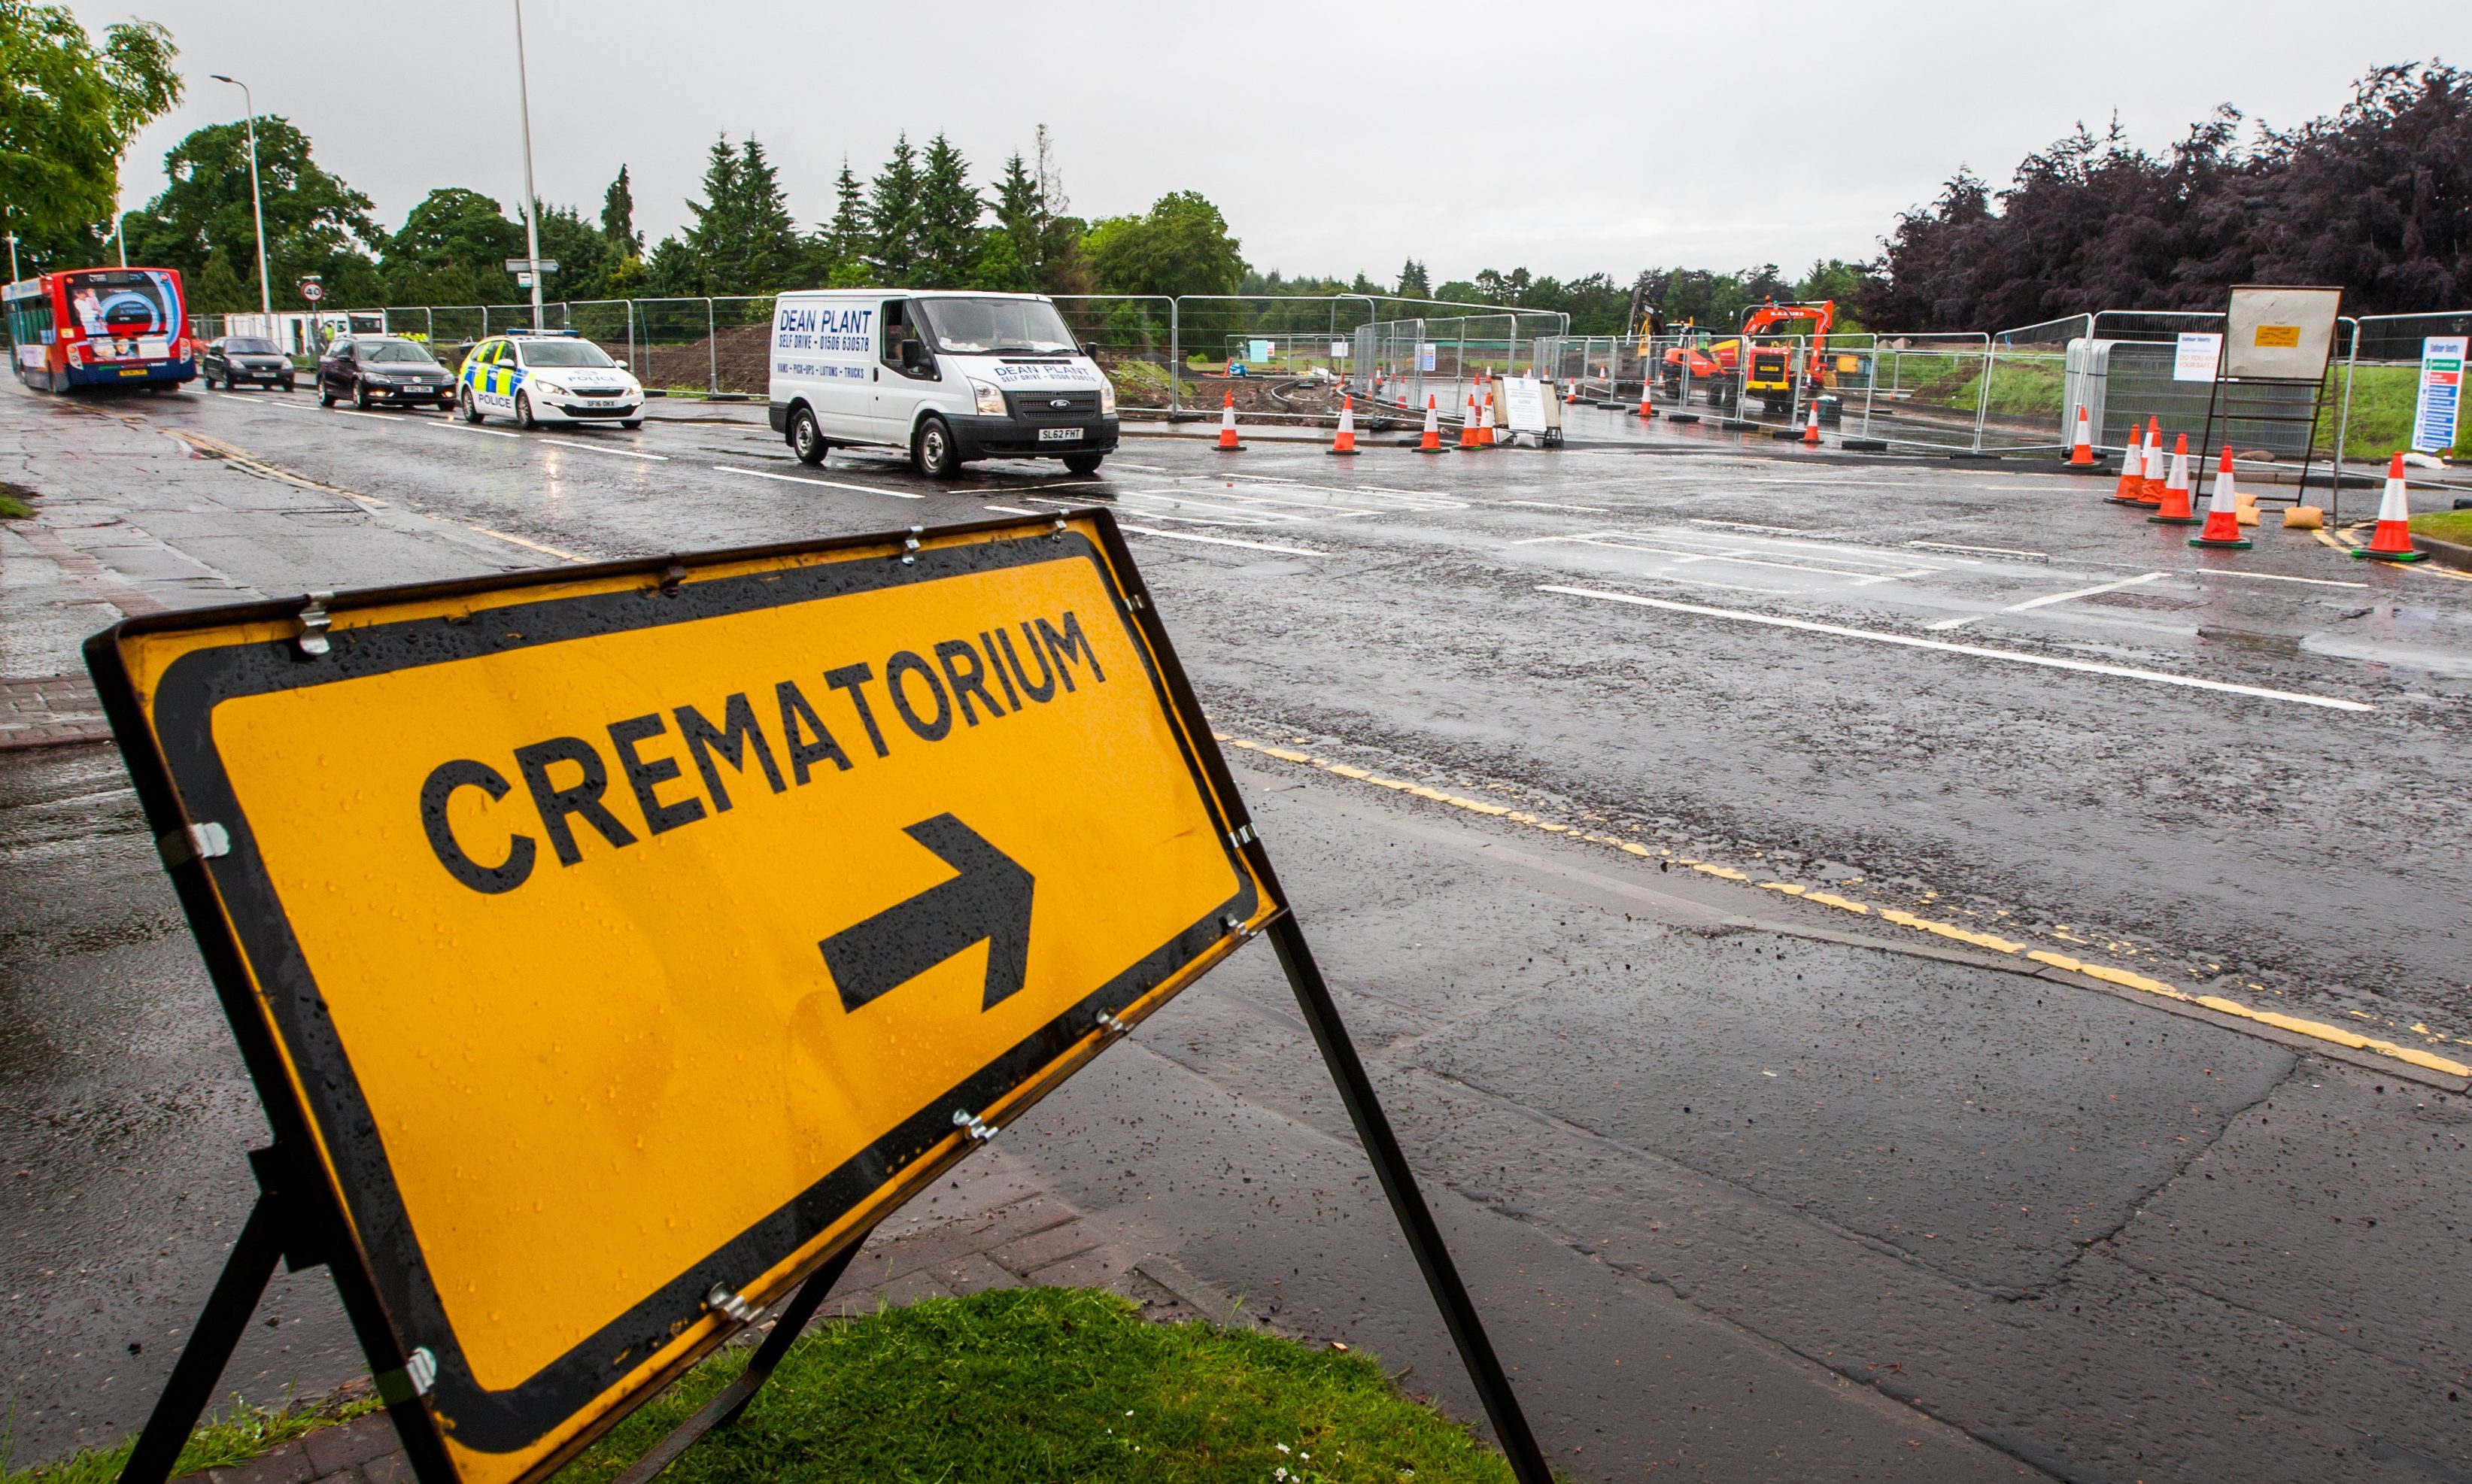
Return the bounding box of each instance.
[1419,343,1437,372]
[2413,336,2464,454]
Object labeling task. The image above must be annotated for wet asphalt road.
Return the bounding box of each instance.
[4,382,2470,1480]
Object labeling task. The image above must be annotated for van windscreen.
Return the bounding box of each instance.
[917,298,1078,356]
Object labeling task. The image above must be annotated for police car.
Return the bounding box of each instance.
[457,329,644,429]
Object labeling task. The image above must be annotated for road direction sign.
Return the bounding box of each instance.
[503,258,559,275]
[89,514,1280,1482]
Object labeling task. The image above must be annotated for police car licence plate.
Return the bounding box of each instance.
[1037,427,1083,442]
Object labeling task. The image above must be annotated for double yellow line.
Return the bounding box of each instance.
[1220,734,2470,1082]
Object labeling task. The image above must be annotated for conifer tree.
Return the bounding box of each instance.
[867,134,922,284]
[993,151,1042,280]
[914,133,983,287]
[821,158,867,274]
[600,165,640,254]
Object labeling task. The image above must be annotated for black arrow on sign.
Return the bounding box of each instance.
[820,814,1034,1014]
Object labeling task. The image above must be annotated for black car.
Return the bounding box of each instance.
[202,335,296,392]
[317,335,455,410]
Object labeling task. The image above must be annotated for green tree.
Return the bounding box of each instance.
[913,133,983,287]
[0,2,180,263]
[123,118,382,308]
[1087,191,1243,299]
[1396,259,1429,298]
[600,164,640,254]
[810,158,867,284]
[1029,125,1092,296]
[992,151,1041,279]
[533,199,617,302]
[967,229,1030,291]
[189,247,248,313]
[380,187,522,305]
[867,134,923,283]
[648,135,805,296]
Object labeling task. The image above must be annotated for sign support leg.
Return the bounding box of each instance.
[117,1194,287,1484]
[1265,915,1553,1484]
[607,1242,862,1484]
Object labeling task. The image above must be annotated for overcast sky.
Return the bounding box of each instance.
[69,1,2471,285]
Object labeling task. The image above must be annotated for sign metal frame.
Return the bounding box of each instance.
[93,508,1550,1484]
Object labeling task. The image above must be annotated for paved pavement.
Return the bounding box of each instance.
[5,380,2469,1482]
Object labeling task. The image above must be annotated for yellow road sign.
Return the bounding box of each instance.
[92,512,1278,1482]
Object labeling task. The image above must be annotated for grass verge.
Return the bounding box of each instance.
[4,1291,1525,1484]
[2408,505,2472,543]
[0,481,35,519]
[1,1391,377,1484]
[562,1288,1523,1484]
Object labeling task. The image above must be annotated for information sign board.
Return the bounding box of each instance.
[89,514,1278,1483]
[2173,332,2221,383]
[1500,375,1549,433]
[2415,335,2465,454]
[2224,284,2341,380]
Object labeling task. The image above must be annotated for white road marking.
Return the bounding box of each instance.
[1541,585,2373,712]
[1520,532,1936,585]
[982,504,1039,515]
[536,436,667,461]
[1120,525,1326,557]
[711,465,922,499]
[1690,518,1812,536]
[1910,539,2047,561]
[2005,570,2167,612]
[1507,499,1611,513]
[468,526,589,563]
[438,420,522,440]
[330,407,446,424]
[2191,568,2369,589]
[1934,569,2169,629]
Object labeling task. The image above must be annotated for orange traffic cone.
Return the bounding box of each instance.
[1800,395,1822,446]
[2106,418,2149,505]
[2136,420,2165,503]
[2353,453,2426,561]
[2190,447,2252,549]
[1480,387,1498,447]
[1417,393,1447,453]
[1459,393,1482,450]
[1328,394,1359,456]
[2067,405,2096,466]
[2147,435,2199,523]
[1216,392,1243,451]
[1637,378,1655,419]
[1562,377,1580,405]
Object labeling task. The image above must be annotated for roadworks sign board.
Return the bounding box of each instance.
[87,511,1279,1484]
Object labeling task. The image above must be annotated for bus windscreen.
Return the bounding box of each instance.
[64,270,183,340]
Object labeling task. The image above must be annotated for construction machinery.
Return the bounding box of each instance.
[1734,299,1836,416]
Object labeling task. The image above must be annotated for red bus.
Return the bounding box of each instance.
[4,266,196,393]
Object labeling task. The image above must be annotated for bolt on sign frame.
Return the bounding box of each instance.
[88,508,1552,1484]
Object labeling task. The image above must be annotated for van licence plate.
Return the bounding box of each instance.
[1037,426,1083,442]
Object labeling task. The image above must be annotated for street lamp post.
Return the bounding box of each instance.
[208,75,272,320]
[511,0,545,331]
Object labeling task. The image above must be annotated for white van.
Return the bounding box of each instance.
[766,289,1118,478]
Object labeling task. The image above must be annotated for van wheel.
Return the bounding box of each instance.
[1063,453,1104,476]
[913,415,960,478]
[790,405,826,465]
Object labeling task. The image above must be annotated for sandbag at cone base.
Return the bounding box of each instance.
[2191,448,2254,549]
[1417,394,1447,453]
[2148,435,2200,523]
[1328,394,1360,455]
[1215,392,1244,451]
[2354,452,2427,561]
